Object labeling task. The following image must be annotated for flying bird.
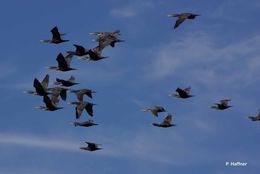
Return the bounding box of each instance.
[34,95,63,111]
[68,101,96,118]
[54,76,79,87]
[79,49,108,61]
[248,109,260,121]
[40,26,69,44]
[169,87,194,99]
[71,120,98,127]
[168,13,200,29]
[210,99,232,110]
[153,113,175,128]
[90,30,124,49]
[80,142,102,151]
[69,89,96,101]
[67,44,89,57]
[25,74,50,96]
[142,106,166,117]
[47,87,68,101]
[48,53,76,72]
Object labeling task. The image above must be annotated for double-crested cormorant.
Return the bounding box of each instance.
[54,76,79,87]
[169,87,194,99]
[80,142,102,151]
[168,13,200,29]
[68,101,96,118]
[153,113,175,128]
[71,120,98,127]
[48,53,76,72]
[41,26,69,44]
[69,89,96,101]
[142,106,166,117]
[210,99,232,110]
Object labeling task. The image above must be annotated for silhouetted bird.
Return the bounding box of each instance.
[48,87,68,101]
[153,113,175,128]
[248,109,260,121]
[90,30,124,49]
[69,89,96,101]
[142,106,166,117]
[48,53,76,72]
[35,95,63,111]
[67,44,89,57]
[71,120,98,127]
[68,101,96,118]
[79,49,108,61]
[54,76,79,87]
[168,13,200,29]
[80,142,102,151]
[41,26,69,44]
[210,99,232,110]
[169,87,194,99]
[25,74,50,96]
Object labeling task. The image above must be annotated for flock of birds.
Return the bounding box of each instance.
[26,26,124,151]
[26,12,260,152]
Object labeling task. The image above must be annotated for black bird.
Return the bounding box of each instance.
[68,101,96,118]
[80,142,102,151]
[153,113,175,128]
[69,89,96,101]
[48,53,76,72]
[169,87,194,99]
[54,76,79,87]
[35,95,63,111]
[25,74,50,96]
[248,109,260,121]
[41,26,69,44]
[142,106,166,117]
[47,87,68,101]
[79,49,108,61]
[210,99,232,110]
[71,120,98,127]
[67,44,89,57]
[168,13,200,29]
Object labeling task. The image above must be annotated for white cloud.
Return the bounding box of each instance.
[144,33,260,89]
[110,7,137,18]
[110,1,155,18]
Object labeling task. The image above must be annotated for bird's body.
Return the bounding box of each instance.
[153,113,175,128]
[79,49,108,61]
[41,26,69,44]
[68,101,96,118]
[67,44,89,57]
[69,89,96,101]
[35,95,63,111]
[26,74,50,96]
[47,87,68,101]
[48,53,76,72]
[168,13,200,29]
[80,142,102,151]
[143,106,166,117]
[90,30,123,49]
[210,99,232,110]
[169,87,193,99]
[72,120,98,127]
[54,76,79,87]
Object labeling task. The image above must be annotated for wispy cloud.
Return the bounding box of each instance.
[110,7,137,18]
[144,32,260,89]
[0,133,78,152]
[110,1,155,18]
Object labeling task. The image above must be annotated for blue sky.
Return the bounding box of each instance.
[0,0,260,173]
